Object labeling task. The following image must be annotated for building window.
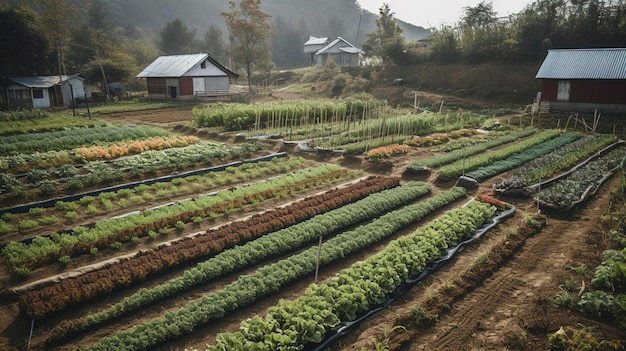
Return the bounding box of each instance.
[557,81,570,101]
[33,89,44,99]
[200,61,206,69]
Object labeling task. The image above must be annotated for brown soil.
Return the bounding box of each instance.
[1,97,624,351]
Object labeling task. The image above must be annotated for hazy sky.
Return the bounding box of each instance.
[358,0,536,28]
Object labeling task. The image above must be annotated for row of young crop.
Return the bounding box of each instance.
[362,127,513,162]
[3,164,358,274]
[464,132,582,182]
[19,176,399,320]
[193,97,382,131]
[78,186,470,350]
[208,199,499,350]
[405,128,478,149]
[0,112,107,135]
[310,111,488,152]
[0,125,170,156]
[46,180,441,345]
[0,157,309,238]
[493,134,618,194]
[407,127,536,171]
[0,141,264,199]
[0,135,201,174]
[535,146,626,211]
[338,125,490,157]
[437,129,562,180]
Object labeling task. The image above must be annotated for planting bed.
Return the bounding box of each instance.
[1,104,625,351]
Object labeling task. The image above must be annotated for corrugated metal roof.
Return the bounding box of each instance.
[316,37,359,55]
[536,48,626,79]
[9,74,82,88]
[304,36,328,46]
[137,54,208,78]
[339,47,361,54]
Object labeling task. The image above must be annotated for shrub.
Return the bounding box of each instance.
[40,216,59,225]
[55,201,79,212]
[58,255,72,265]
[39,181,56,195]
[175,220,185,232]
[64,211,77,222]
[0,220,16,235]
[14,267,31,278]
[28,207,46,217]
[85,204,98,215]
[79,196,96,206]
[17,220,39,232]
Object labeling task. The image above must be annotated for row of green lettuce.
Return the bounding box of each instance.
[74,185,471,350]
[206,199,498,350]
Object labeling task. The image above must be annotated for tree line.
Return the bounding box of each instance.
[3,0,626,94]
[370,0,626,66]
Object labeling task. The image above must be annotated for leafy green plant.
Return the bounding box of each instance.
[536,147,626,211]
[552,287,574,307]
[17,219,38,233]
[591,249,626,290]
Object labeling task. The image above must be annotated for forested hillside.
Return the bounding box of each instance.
[2,0,626,106]
[103,0,429,43]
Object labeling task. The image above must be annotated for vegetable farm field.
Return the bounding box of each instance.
[1,100,625,351]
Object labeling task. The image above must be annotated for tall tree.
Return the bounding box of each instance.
[514,0,565,61]
[202,24,227,63]
[428,25,460,63]
[221,0,273,93]
[34,0,74,77]
[0,6,51,79]
[325,15,346,39]
[70,0,115,69]
[362,4,404,66]
[271,16,308,68]
[63,0,134,99]
[159,18,196,55]
[458,1,501,62]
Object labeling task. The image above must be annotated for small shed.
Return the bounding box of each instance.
[536,48,626,112]
[137,53,238,100]
[313,37,361,68]
[6,74,85,109]
[303,36,328,66]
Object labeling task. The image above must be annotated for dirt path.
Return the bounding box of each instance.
[330,176,626,351]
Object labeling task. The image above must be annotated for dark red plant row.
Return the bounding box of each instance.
[476,194,508,208]
[19,176,400,319]
[20,169,353,271]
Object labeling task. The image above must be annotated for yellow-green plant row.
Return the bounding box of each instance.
[193,97,382,131]
[0,125,169,156]
[3,164,357,273]
[0,157,309,238]
[437,129,561,179]
[0,111,107,135]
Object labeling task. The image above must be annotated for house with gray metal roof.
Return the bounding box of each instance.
[304,36,329,66]
[137,53,238,100]
[6,74,85,109]
[310,37,361,68]
[536,48,626,112]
